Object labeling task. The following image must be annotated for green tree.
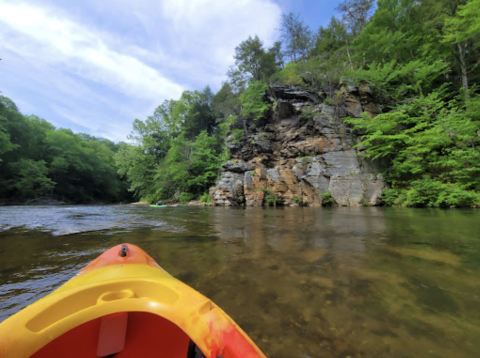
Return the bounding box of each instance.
[179,88,216,139]
[348,93,480,207]
[240,81,270,122]
[186,131,225,196]
[313,17,349,56]
[152,136,190,200]
[228,36,280,89]
[0,95,129,203]
[281,12,313,61]
[337,0,374,35]
[341,0,480,207]
[114,143,155,199]
[212,82,241,119]
[444,0,480,100]
[118,85,227,203]
[0,115,15,161]
[12,159,55,200]
[0,96,18,112]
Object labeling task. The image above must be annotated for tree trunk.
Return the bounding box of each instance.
[457,42,469,101]
[345,39,354,71]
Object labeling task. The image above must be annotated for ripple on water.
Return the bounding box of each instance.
[0,206,479,358]
[0,205,180,236]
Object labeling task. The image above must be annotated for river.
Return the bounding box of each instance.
[0,205,479,357]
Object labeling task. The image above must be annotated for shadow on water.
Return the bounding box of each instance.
[0,205,479,357]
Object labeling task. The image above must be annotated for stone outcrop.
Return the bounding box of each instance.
[210,83,384,207]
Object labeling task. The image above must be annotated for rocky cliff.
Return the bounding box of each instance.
[210,84,384,207]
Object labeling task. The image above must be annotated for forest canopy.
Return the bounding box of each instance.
[0,96,130,203]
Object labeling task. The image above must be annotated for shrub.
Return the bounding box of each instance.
[199,192,212,204]
[321,191,335,207]
[381,188,404,206]
[404,180,447,208]
[292,195,304,206]
[435,187,479,208]
[271,57,344,90]
[381,180,479,208]
[240,81,270,121]
[271,62,304,86]
[263,189,283,207]
[178,192,194,204]
[230,128,245,144]
[299,105,316,124]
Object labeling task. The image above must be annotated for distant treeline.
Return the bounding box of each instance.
[0,96,130,204]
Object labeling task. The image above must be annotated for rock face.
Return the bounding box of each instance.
[210,83,384,207]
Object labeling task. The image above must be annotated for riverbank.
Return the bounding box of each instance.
[0,198,135,206]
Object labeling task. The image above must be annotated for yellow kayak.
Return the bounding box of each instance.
[0,243,265,358]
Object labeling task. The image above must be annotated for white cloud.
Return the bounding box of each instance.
[0,0,282,140]
[156,0,282,85]
[0,1,184,102]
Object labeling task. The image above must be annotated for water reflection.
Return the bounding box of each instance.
[0,206,479,357]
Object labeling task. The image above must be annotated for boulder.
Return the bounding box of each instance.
[251,132,274,153]
[222,159,254,173]
[209,172,244,206]
[270,85,319,103]
[343,94,363,117]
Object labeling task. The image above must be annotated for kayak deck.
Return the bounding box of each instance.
[0,243,265,358]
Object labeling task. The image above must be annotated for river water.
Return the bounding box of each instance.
[0,205,479,357]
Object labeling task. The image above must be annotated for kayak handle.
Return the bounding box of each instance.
[98,289,135,303]
[120,244,128,257]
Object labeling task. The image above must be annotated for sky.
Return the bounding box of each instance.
[0,0,342,141]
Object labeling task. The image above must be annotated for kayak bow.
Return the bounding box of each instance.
[0,243,265,358]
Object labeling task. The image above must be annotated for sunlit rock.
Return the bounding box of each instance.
[210,84,384,207]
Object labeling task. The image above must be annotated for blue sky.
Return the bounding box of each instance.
[0,0,342,141]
